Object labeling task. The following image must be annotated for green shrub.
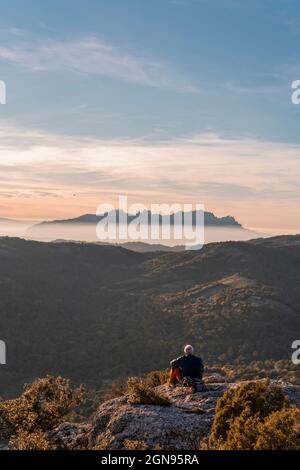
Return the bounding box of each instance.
[0,375,84,450]
[127,377,170,406]
[254,408,300,450]
[103,370,168,402]
[123,439,149,450]
[144,370,169,387]
[9,430,55,450]
[207,380,300,450]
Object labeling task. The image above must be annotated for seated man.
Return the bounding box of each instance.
[169,344,204,392]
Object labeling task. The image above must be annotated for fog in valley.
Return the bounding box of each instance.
[0,219,269,248]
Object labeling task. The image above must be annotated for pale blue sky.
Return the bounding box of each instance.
[0,0,300,141]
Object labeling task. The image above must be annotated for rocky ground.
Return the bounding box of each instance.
[52,379,300,450]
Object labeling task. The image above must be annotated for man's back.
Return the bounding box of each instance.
[170,354,204,379]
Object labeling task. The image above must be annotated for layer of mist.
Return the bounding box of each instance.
[23,222,267,248]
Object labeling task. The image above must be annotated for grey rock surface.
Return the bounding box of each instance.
[52,381,300,450]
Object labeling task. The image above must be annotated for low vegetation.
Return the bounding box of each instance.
[1,373,300,450]
[0,375,84,450]
[103,369,169,402]
[123,439,149,450]
[127,377,170,406]
[206,380,300,450]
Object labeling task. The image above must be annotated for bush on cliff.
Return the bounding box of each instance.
[0,375,84,450]
[207,380,300,450]
[103,369,169,402]
[127,377,170,406]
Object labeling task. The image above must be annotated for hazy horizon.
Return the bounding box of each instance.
[1,211,299,244]
[1,216,297,247]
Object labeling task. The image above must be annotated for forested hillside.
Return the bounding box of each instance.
[1,235,300,397]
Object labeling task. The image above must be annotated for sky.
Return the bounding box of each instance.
[0,0,300,232]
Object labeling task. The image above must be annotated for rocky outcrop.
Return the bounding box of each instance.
[50,422,92,450]
[89,384,225,450]
[51,381,300,450]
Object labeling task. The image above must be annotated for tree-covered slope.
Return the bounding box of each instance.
[0,235,300,397]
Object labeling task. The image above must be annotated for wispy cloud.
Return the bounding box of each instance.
[0,124,300,229]
[0,36,199,93]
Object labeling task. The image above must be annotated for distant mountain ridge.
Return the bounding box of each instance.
[25,210,247,243]
[32,210,242,228]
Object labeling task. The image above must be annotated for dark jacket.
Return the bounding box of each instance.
[170,354,204,379]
